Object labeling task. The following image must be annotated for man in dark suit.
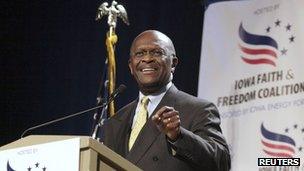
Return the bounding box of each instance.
[101,30,231,170]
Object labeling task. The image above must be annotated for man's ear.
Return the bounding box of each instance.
[128,59,134,75]
[171,56,178,73]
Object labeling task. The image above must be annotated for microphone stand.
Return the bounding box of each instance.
[91,105,108,140]
[91,59,110,140]
[21,84,126,139]
[21,102,108,138]
[91,62,108,140]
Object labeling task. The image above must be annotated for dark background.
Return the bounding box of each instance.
[1,0,220,146]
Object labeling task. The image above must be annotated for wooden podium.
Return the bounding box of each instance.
[0,135,141,171]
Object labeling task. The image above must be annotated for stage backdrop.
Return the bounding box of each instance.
[1,0,204,146]
[198,0,304,170]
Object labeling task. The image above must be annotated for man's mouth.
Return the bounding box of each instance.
[142,68,155,71]
[140,67,157,74]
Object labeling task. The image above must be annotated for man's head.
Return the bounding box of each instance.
[128,30,178,95]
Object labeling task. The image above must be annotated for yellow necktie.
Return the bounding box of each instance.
[129,96,149,150]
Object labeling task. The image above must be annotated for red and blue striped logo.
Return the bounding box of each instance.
[261,123,296,158]
[239,23,279,67]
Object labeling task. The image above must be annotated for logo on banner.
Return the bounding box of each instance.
[259,123,304,170]
[7,160,47,171]
[238,19,295,67]
[7,161,15,171]
[261,123,296,158]
[260,123,304,158]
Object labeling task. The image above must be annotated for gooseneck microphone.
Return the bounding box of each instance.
[91,84,127,139]
[20,84,127,138]
[107,84,127,102]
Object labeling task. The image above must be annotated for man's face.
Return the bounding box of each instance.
[128,31,178,94]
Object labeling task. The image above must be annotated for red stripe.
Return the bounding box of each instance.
[261,140,295,153]
[263,149,293,158]
[241,57,276,66]
[239,45,277,58]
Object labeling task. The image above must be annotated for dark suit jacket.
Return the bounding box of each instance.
[101,85,230,171]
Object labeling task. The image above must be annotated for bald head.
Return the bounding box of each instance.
[130,30,176,57]
[128,30,179,94]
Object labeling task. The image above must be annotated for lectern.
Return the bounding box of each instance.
[0,135,141,171]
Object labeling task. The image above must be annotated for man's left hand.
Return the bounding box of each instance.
[152,106,181,141]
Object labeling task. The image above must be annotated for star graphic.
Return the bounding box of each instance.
[285,128,289,133]
[289,35,295,43]
[266,26,271,33]
[35,162,39,168]
[42,166,47,171]
[294,124,298,129]
[275,19,281,27]
[286,24,292,31]
[28,167,32,171]
[299,146,303,152]
[281,48,288,55]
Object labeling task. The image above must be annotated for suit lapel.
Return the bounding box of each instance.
[110,100,137,157]
[126,85,179,164]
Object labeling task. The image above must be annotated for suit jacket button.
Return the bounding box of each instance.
[152,156,159,161]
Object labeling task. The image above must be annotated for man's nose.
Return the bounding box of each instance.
[141,53,154,62]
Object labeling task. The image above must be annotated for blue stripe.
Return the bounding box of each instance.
[261,123,295,146]
[239,23,278,49]
[7,161,16,171]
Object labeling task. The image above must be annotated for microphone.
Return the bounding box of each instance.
[91,84,127,139]
[108,84,127,102]
[20,84,127,138]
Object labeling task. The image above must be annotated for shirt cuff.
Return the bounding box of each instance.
[166,135,181,156]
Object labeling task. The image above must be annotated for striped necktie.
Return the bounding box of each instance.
[129,96,149,150]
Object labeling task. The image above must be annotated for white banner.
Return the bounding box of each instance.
[0,138,80,171]
[198,0,304,170]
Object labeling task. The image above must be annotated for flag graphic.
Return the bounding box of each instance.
[239,23,279,67]
[261,123,296,158]
[6,161,15,171]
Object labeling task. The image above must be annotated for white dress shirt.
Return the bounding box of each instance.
[131,82,172,128]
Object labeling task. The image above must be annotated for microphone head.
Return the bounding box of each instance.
[108,84,127,100]
[117,84,127,93]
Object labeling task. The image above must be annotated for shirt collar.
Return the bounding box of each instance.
[138,82,172,103]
